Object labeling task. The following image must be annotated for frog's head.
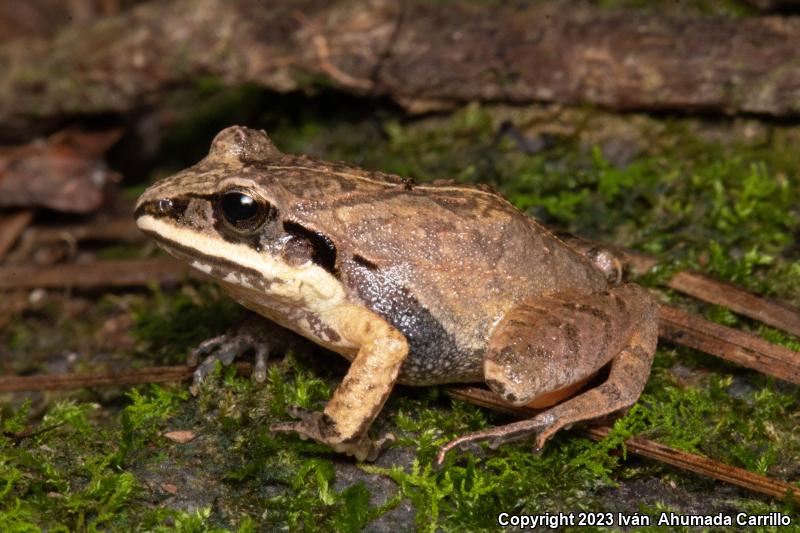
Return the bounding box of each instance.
[134,126,343,305]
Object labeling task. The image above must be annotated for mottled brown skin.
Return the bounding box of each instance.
[135,126,659,462]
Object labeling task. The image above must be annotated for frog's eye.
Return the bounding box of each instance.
[219,190,272,232]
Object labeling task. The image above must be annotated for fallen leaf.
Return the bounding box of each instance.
[163,430,197,443]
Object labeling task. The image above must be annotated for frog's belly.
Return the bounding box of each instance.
[351,285,487,385]
[343,258,488,385]
[386,305,485,386]
[223,265,488,385]
[398,338,485,385]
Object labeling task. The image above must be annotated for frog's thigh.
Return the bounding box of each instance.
[437,288,656,463]
[485,285,648,406]
[524,324,656,448]
[322,305,409,443]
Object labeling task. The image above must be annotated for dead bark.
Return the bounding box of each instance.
[3,0,800,137]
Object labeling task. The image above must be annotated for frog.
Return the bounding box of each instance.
[134,126,658,463]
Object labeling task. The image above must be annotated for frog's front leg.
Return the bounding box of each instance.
[270,306,409,461]
[437,284,657,465]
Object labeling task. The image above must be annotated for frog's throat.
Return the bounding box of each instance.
[135,214,346,312]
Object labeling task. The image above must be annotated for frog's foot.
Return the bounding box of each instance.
[270,405,395,462]
[435,415,552,466]
[188,333,269,394]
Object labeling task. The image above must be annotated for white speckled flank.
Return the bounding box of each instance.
[190,261,213,274]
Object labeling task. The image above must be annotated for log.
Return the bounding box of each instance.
[3,0,800,136]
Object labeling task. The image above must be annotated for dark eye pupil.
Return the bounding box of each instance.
[222,192,259,223]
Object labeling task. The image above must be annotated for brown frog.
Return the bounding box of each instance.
[134,126,658,463]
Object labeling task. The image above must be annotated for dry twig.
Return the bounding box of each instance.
[0,363,253,392]
[22,217,144,247]
[0,258,197,290]
[658,305,800,384]
[621,248,800,338]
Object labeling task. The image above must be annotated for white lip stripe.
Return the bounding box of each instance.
[136,214,346,311]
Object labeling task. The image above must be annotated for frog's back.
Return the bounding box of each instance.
[266,156,607,384]
[267,155,606,294]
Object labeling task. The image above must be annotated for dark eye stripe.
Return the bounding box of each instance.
[283,220,338,275]
[134,197,189,220]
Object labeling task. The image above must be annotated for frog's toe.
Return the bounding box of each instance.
[270,406,391,462]
[188,324,276,394]
[435,429,495,466]
[253,347,268,382]
[371,432,396,458]
[375,431,396,448]
[270,420,311,440]
[435,417,553,466]
[532,425,559,452]
[270,406,329,442]
[330,433,389,462]
[187,334,231,367]
[189,334,253,394]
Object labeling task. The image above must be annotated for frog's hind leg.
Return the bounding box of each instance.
[436,285,657,465]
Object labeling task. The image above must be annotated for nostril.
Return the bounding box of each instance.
[157,198,174,214]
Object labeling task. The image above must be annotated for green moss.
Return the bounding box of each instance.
[177,357,402,531]
[0,386,195,531]
[258,459,396,532]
